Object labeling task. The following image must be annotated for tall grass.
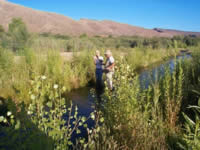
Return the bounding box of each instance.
[0,48,95,104]
[1,20,200,149]
[100,59,186,149]
[125,47,178,70]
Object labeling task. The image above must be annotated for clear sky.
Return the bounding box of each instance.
[7,0,200,32]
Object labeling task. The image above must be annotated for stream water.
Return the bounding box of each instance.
[67,52,191,142]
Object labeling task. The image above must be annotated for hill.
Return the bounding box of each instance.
[0,0,200,37]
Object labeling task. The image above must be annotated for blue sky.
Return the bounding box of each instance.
[7,0,200,32]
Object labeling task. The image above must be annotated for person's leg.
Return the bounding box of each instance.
[96,69,103,88]
[106,72,113,90]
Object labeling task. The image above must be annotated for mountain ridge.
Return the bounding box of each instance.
[0,0,200,37]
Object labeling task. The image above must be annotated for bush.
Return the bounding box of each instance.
[0,25,4,34]
[7,18,31,52]
[179,98,200,150]
[101,60,185,149]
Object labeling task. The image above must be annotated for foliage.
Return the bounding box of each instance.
[179,98,200,150]
[101,60,185,149]
[27,76,89,149]
[125,48,177,70]
[2,18,31,52]
[0,25,4,33]
[1,17,200,150]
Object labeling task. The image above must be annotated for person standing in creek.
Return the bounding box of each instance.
[104,50,115,90]
[94,50,104,89]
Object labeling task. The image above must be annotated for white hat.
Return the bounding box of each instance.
[104,50,112,55]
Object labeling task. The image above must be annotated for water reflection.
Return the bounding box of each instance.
[139,54,191,89]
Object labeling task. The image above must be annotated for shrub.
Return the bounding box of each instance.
[7,18,31,52]
[179,98,200,150]
[0,25,4,34]
[101,59,185,149]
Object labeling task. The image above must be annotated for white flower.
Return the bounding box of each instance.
[31,94,36,100]
[91,114,95,120]
[122,76,125,80]
[7,111,12,116]
[54,84,58,89]
[3,118,7,123]
[0,116,4,122]
[62,86,67,92]
[41,75,47,80]
[27,111,32,115]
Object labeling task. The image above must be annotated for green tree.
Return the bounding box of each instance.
[0,25,4,33]
[183,36,198,47]
[80,33,87,38]
[8,18,30,52]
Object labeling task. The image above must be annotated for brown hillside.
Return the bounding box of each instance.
[0,0,200,37]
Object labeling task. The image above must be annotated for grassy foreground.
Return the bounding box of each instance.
[1,18,200,149]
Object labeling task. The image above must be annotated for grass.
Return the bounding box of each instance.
[1,22,200,149]
[0,47,96,104]
[125,47,178,71]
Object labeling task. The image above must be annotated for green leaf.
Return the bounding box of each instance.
[15,120,20,130]
[11,119,15,125]
[47,101,53,108]
[80,139,85,144]
[91,113,95,120]
[61,99,66,105]
[68,141,72,145]
[195,120,200,136]
[198,98,200,107]
[79,122,83,126]
[81,117,86,122]
[83,124,88,128]
[96,127,100,132]
[100,117,104,123]
[0,116,4,122]
[76,129,81,134]
[183,113,195,127]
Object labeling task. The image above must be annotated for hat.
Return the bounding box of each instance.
[104,50,111,55]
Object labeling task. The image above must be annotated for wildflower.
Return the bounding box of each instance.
[91,114,95,120]
[3,118,7,123]
[62,86,66,92]
[41,75,47,80]
[31,94,36,100]
[54,84,58,89]
[7,111,12,116]
[100,117,104,123]
[127,65,130,70]
[0,116,4,122]
[27,111,32,115]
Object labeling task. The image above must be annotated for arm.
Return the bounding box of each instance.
[106,63,115,70]
[93,56,97,64]
[105,57,115,70]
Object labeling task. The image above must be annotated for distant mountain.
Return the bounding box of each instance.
[0,0,200,37]
[153,28,200,37]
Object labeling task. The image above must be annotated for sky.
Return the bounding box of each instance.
[7,0,200,32]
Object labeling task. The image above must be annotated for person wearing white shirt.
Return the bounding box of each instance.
[94,50,104,88]
[104,50,115,90]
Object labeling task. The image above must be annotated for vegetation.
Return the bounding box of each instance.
[1,18,31,52]
[1,18,200,149]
